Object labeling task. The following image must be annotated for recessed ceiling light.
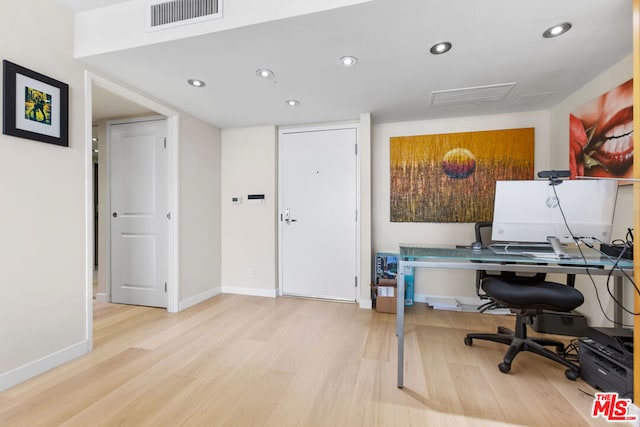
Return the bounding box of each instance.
[339,56,358,67]
[187,79,206,87]
[543,22,572,38]
[285,99,300,107]
[430,41,452,55]
[256,69,275,79]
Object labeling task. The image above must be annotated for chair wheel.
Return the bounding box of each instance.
[565,369,579,381]
[498,362,511,374]
[464,337,473,346]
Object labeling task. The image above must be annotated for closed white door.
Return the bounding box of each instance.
[110,119,168,308]
[279,126,358,301]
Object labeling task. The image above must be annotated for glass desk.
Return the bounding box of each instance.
[395,245,634,388]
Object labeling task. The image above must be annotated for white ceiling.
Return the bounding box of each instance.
[57,0,633,128]
[54,0,130,12]
[91,85,154,121]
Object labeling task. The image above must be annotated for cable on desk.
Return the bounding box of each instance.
[596,237,638,317]
[572,239,638,327]
[551,185,638,326]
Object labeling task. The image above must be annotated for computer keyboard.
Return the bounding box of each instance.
[489,243,555,255]
[520,252,576,260]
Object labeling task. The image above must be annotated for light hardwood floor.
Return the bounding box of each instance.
[0,295,627,426]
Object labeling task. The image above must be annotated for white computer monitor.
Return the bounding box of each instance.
[491,179,618,244]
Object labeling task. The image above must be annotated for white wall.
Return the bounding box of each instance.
[0,1,88,390]
[372,111,551,301]
[179,114,223,309]
[549,54,634,327]
[221,126,278,296]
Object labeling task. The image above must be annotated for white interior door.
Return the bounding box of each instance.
[279,126,358,301]
[110,119,168,308]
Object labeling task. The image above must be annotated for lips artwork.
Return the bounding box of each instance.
[570,79,633,180]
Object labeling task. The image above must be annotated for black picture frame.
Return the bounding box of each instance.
[2,60,69,147]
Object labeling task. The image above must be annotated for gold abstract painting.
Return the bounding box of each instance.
[390,128,535,223]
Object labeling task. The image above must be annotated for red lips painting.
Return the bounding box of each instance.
[570,79,633,181]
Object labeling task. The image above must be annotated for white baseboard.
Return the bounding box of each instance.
[179,287,221,311]
[0,340,89,392]
[221,285,277,298]
[95,292,109,303]
[359,299,372,309]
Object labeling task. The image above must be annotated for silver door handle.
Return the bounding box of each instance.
[283,208,298,225]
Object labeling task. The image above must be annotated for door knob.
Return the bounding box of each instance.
[112,212,118,218]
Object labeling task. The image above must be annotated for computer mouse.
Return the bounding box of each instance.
[471,241,482,251]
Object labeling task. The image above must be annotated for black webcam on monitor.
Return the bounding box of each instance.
[538,170,570,185]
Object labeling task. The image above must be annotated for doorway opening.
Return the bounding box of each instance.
[84,71,181,349]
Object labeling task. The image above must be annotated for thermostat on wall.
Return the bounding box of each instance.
[247,194,265,204]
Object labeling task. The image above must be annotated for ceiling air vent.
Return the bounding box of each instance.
[430,83,516,107]
[149,0,221,30]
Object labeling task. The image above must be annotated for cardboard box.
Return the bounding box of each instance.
[378,278,397,287]
[374,279,397,314]
[376,295,397,314]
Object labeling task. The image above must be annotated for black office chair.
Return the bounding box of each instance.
[464,222,583,380]
[471,221,541,313]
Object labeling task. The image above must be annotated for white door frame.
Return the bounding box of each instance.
[277,122,361,301]
[84,71,181,350]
